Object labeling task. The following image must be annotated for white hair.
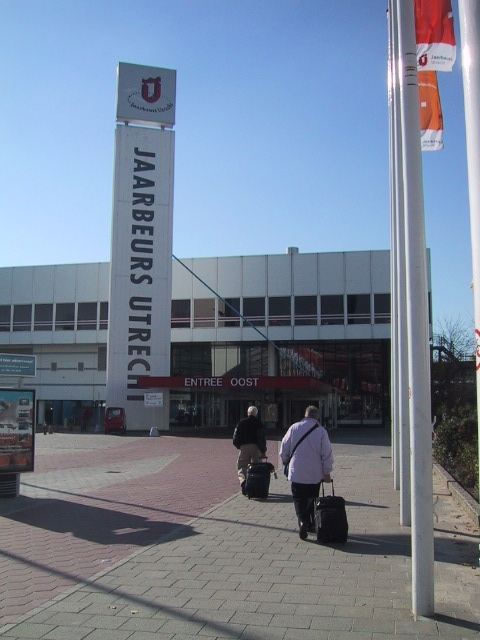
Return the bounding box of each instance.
[247,406,258,417]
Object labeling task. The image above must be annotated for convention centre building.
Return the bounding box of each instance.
[0,247,431,432]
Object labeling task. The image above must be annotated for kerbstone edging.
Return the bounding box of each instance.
[433,461,479,528]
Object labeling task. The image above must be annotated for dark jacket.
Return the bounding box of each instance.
[233,415,266,454]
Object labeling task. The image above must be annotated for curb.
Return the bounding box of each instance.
[433,461,479,528]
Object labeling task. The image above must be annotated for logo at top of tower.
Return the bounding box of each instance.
[141,77,161,103]
[117,63,176,127]
[127,74,173,115]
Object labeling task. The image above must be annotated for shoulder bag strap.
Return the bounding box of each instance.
[289,421,320,459]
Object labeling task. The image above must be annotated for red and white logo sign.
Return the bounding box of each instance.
[116,63,176,127]
[141,77,161,103]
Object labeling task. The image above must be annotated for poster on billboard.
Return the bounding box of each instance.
[0,389,35,473]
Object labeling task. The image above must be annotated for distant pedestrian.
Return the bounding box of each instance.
[233,406,267,495]
[280,405,334,540]
[81,406,92,432]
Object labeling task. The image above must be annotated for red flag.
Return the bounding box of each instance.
[418,71,444,151]
[415,0,456,71]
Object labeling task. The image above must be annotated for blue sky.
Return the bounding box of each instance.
[0,0,474,331]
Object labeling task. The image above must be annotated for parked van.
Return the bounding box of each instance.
[104,407,127,435]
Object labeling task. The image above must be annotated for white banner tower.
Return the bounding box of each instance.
[106,63,176,430]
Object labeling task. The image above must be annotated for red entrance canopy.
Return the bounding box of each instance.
[137,375,333,394]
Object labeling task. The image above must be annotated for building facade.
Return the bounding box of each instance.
[0,248,431,431]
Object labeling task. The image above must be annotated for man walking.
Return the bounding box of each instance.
[233,406,266,495]
[280,405,334,540]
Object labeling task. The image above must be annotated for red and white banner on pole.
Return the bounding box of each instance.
[415,0,456,71]
[418,70,444,151]
[414,0,455,151]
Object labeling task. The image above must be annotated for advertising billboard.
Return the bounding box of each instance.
[0,354,36,377]
[0,389,35,473]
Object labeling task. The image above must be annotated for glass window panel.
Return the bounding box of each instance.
[171,299,190,328]
[218,298,240,327]
[268,296,291,326]
[347,294,371,325]
[243,344,269,375]
[99,302,108,330]
[55,303,75,331]
[98,346,107,371]
[171,343,212,376]
[243,297,265,327]
[0,305,11,332]
[194,299,215,327]
[77,302,98,330]
[374,294,391,324]
[34,304,53,331]
[278,344,324,378]
[321,295,344,325]
[13,305,32,331]
[212,343,242,376]
[171,342,269,377]
[294,296,317,326]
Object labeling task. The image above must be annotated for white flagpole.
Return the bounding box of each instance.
[396,0,434,618]
[389,0,411,524]
[388,0,400,490]
[458,0,480,541]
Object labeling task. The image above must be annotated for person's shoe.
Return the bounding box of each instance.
[299,522,308,540]
[241,481,247,496]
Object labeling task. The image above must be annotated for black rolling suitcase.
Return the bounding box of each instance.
[314,480,348,544]
[245,460,275,499]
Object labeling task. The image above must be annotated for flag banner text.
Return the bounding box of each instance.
[415,0,456,71]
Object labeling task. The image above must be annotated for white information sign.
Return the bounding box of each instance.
[144,392,164,407]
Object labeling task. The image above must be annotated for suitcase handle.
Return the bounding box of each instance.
[320,479,335,497]
[263,458,278,478]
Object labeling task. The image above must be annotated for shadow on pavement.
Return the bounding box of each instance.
[6,498,200,546]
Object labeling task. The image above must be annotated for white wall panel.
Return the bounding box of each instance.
[32,266,55,301]
[345,324,373,340]
[373,324,391,339]
[218,257,242,297]
[293,325,319,341]
[242,256,267,296]
[319,253,344,294]
[371,251,390,292]
[11,267,33,303]
[242,326,266,341]
[345,252,371,293]
[192,258,218,298]
[267,255,291,295]
[293,253,318,295]
[53,265,77,301]
[98,263,110,299]
[76,264,102,301]
[216,327,242,342]
[319,324,346,340]
[0,269,13,302]
[172,258,194,298]
[267,326,293,342]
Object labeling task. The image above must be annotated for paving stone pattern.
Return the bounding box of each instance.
[0,429,478,639]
